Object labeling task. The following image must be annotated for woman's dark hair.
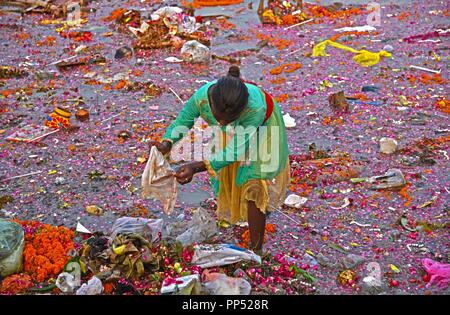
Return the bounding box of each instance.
[211,66,249,121]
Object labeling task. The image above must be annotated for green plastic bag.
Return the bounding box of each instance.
[0,219,24,277]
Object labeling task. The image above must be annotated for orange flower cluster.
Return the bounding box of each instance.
[421,73,446,85]
[270,63,302,75]
[255,33,293,50]
[103,282,115,295]
[58,31,93,42]
[399,182,413,207]
[407,73,446,85]
[322,116,344,126]
[269,77,287,85]
[435,99,450,114]
[238,224,277,249]
[37,36,56,47]
[215,17,236,30]
[182,0,243,8]
[17,220,75,283]
[350,93,367,101]
[396,12,411,21]
[103,8,127,22]
[265,223,277,234]
[275,94,289,103]
[16,32,31,41]
[305,5,364,20]
[0,274,34,295]
[329,31,375,42]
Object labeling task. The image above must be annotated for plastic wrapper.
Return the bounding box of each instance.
[161,274,201,295]
[56,272,77,293]
[174,207,218,246]
[368,169,406,190]
[141,146,177,214]
[152,6,198,34]
[5,124,57,143]
[283,113,297,128]
[284,194,308,208]
[76,276,103,295]
[181,40,210,63]
[109,217,164,244]
[0,220,24,277]
[191,244,261,268]
[203,271,251,295]
[152,6,183,20]
[379,137,398,154]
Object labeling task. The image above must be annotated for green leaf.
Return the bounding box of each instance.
[28,284,57,293]
[328,243,347,253]
[400,217,417,232]
[350,178,366,183]
[298,269,317,283]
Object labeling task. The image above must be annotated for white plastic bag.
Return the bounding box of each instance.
[76,276,103,295]
[379,137,398,154]
[161,274,201,295]
[283,113,296,128]
[56,272,77,293]
[191,244,261,268]
[180,40,210,63]
[203,271,251,295]
[153,6,183,19]
[109,217,164,244]
[284,194,308,208]
[175,208,218,246]
[368,169,406,189]
[141,146,177,214]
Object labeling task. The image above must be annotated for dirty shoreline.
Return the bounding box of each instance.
[0,0,449,295]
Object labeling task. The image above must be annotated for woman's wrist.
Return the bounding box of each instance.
[189,161,207,174]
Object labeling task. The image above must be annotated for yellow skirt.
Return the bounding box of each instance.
[216,159,290,224]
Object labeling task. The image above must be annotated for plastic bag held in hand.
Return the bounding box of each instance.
[141,146,178,214]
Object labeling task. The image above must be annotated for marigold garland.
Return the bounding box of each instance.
[15,220,75,283]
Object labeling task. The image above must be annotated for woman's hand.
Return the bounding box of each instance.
[174,161,207,185]
[175,164,195,184]
[148,140,172,155]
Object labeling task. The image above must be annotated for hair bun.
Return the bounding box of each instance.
[228,66,240,78]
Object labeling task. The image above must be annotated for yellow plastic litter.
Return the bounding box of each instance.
[113,244,126,255]
[389,264,401,273]
[312,40,392,67]
[262,10,283,25]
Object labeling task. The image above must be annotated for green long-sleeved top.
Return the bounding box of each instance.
[162,81,288,189]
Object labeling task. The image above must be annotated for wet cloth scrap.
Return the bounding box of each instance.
[312,40,392,67]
